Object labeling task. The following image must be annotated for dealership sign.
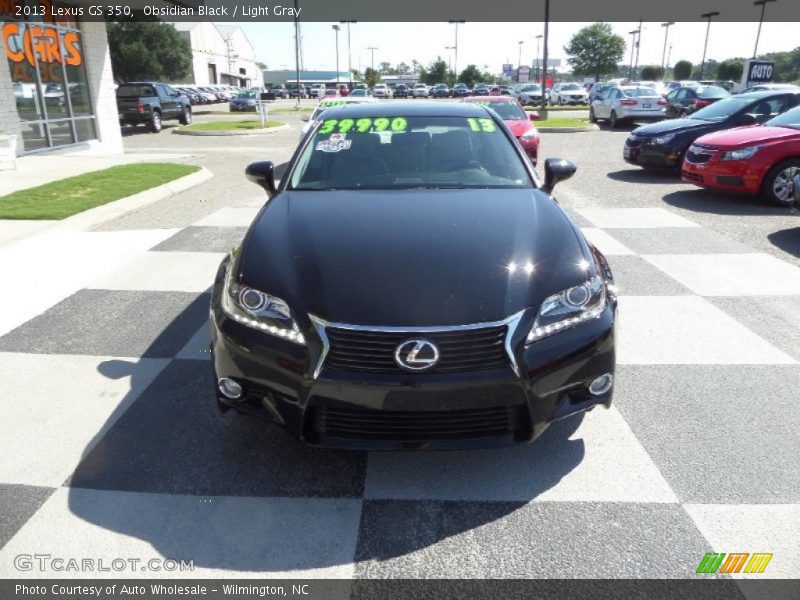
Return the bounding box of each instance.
[742,59,775,87]
[3,21,82,83]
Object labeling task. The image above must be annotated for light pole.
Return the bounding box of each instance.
[700,11,720,80]
[628,29,639,80]
[753,0,777,58]
[661,22,675,70]
[445,46,455,73]
[448,20,465,77]
[340,21,356,87]
[293,0,301,109]
[540,0,549,113]
[367,47,378,71]
[332,25,340,85]
[517,40,524,82]
[634,19,642,75]
[535,34,543,81]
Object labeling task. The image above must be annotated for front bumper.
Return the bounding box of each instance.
[623,138,684,169]
[681,156,761,195]
[210,265,617,451]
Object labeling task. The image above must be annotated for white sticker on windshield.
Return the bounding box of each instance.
[316,133,352,153]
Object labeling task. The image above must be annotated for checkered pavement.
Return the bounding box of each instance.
[0,201,798,586]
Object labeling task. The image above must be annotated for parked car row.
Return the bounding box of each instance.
[621,90,800,206]
[173,84,244,104]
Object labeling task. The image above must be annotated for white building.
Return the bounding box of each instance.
[170,23,262,88]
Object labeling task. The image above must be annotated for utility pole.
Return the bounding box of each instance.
[517,41,524,82]
[661,22,674,70]
[753,0,777,58]
[445,46,455,73]
[700,11,720,80]
[367,47,378,71]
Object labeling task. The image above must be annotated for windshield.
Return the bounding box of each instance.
[289,115,532,191]
[622,87,661,98]
[696,86,730,99]
[116,84,155,97]
[766,106,800,130]
[469,100,526,121]
[561,83,581,91]
[690,97,758,122]
[520,84,541,92]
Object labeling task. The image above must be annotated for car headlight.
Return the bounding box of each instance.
[221,265,306,345]
[526,274,606,344]
[521,128,539,140]
[720,145,760,161]
[651,134,675,145]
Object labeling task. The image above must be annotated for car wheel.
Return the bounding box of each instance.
[609,110,618,129]
[589,107,597,123]
[149,111,162,133]
[761,159,800,206]
[557,97,563,106]
[179,107,191,125]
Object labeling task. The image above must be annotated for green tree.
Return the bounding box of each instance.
[107,20,191,82]
[363,67,380,87]
[396,62,411,74]
[693,59,718,80]
[564,22,626,81]
[639,65,665,80]
[378,61,395,75]
[717,59,744,81]
[457,64,482,87]
[421,58,448,85]
[673,60,693,80]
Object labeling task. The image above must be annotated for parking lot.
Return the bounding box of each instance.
[1,99,798,583]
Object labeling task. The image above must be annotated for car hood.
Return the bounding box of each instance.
[237,189,591,326]
[633,118,718,137]
[505,120,536,137]
[694,125,800,148]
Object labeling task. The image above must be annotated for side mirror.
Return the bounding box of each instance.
[300,115,310,122]
[528,111,541,121]
[245,161,277,197]
[736,113,758,126]
[542,158,577,195]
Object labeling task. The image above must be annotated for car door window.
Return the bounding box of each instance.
[164,85,178,97]
[749,98,787,122]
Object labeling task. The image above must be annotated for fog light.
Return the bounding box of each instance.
[588,373,613,396]
[218,377,243,400]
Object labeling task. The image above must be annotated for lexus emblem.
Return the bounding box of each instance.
[394,339,440,371]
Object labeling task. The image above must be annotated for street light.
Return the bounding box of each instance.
[445,46,455,72]
[661,22,675,71]
[293,0,301,109]
[535,34,543,80]
[634,19,642,75]
[700,11,720,80]
[628,29,639,80]
[753,0,777,58]
[340,21,356,87]
[367,46,378,71]
[517,40,524,82]
[448,20,465,77]
[540,0,549,113]
[332,25,340,85]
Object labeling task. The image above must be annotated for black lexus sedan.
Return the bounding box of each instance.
[624,91,800,170]
[210,102,617,450]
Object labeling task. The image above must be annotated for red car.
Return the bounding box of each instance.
[681,105,800,206]
[463,95,541,164]
[338,84,350,97]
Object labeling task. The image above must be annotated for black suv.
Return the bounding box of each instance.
[394,84,410,98]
